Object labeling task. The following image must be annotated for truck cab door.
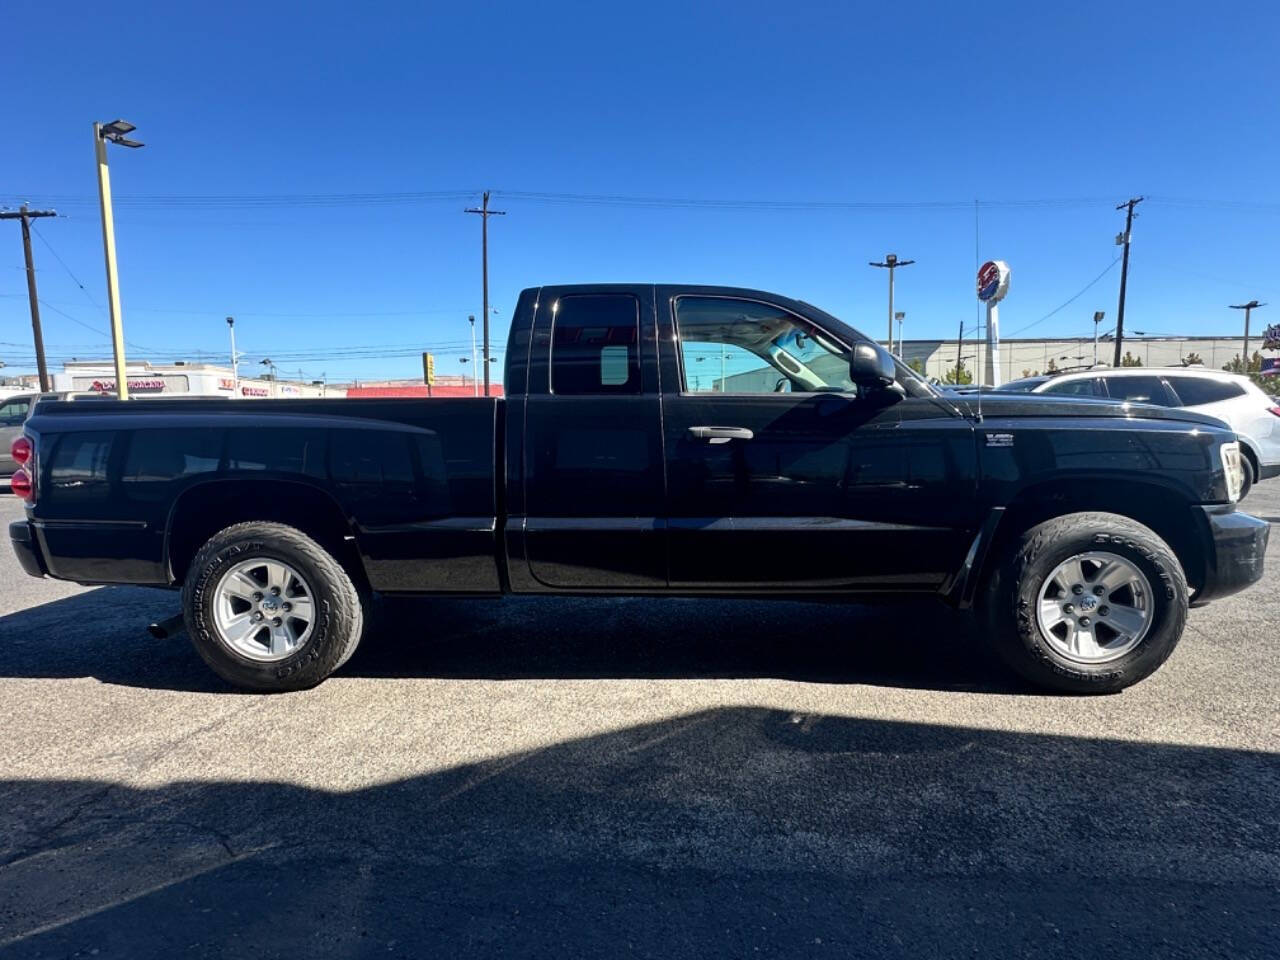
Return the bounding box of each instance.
[513,285,666,590]
[657,289,978,593]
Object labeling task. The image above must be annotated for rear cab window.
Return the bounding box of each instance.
[550,294,641,395]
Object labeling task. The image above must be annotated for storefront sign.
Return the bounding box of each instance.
[74,375,189,394]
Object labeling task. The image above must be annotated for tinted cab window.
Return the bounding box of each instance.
[550,294,641,395]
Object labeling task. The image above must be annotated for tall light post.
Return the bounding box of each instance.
[226,316,240,393]
[1092,311,1106,367]
[869,253,913,353]
[1230,301,1265,367]
[468,315,479,397]
[94,119,144,400]
[895,311,905,358]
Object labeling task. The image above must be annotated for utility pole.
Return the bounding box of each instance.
[1092,311,1105,367]
[956,319,964,381]
[1229,301,1265,367]
[1112,197,1143,367]
[0,205,58,391]
[465,192,505,396]
[869,254,913,353]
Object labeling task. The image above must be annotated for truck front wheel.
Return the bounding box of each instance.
[984,512,1188,694]
[182,521,366,691]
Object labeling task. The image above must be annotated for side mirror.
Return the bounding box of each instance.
[849,342,896,389]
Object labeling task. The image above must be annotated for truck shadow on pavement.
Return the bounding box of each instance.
[1,707,1276,958]
[0,588,1026,695]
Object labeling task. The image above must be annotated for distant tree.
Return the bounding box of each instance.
[1021,368,1032,379]
[907,357,925,375]
[1120,352,1143,367]
[1181,352,1203,367]
[1046,358,1058,373]
[1222,351,1274,389]
[943,362,973,385]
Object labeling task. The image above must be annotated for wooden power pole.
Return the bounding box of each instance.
[0,205,58,391]
[465,191,505,396]
[1112,197,1143,367]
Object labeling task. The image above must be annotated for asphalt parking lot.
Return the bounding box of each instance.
[0,486,1277,958]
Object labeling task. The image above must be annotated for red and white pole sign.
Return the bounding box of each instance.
[976,260,1010,386]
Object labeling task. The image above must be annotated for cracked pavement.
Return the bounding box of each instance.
[0,486,1277,958]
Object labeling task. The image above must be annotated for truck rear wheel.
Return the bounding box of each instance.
[182,521,366,691]
[984,511,1188,694]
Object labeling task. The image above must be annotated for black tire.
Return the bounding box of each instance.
[983,511,1188,694]
[1239,455,1255,502]
[182,521,366,691]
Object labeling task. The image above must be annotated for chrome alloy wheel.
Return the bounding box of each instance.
[213,558,315,662]
[1035,551,1154,664]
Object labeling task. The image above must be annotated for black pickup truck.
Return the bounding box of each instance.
[8,284,1269,693]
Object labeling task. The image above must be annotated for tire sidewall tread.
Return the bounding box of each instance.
[182,521,364,691]
[986,511,1188,694]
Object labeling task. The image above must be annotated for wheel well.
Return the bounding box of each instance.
[1239,442,1260,482]
[988,479,1207,593]
[166,479,368,590]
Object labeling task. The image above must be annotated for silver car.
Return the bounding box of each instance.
[0,393,36,477]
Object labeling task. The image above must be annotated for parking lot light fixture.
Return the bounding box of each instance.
[94,119,144,400]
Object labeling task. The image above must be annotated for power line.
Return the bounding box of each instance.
[1004,258,1122,338]
[30,222,104,313]
[0,189,1121,212]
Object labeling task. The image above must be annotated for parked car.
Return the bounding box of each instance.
[1018,367,1280,496]
[8,284,1267,694]
[995,375,1052,393]
[0,394,36,477]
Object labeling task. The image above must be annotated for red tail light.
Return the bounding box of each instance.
[10,466,33,501]
[1268,406,1280,418]
[11,435,31,466]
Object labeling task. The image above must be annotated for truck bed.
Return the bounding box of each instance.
[21,396,504,592]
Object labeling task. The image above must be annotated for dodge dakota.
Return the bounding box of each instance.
[8,284,1269,692]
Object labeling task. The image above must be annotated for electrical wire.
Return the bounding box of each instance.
[1004,258,1122,338]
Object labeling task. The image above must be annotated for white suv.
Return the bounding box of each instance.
[1019,368,1280,492]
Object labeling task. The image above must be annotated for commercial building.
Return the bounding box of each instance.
[346,375,504,398]
[51,361,341,398]
[898,334,1262,383]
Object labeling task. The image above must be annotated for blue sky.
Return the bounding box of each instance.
[3,0,1278,382]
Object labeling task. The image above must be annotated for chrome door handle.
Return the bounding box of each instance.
[688,425,754,443]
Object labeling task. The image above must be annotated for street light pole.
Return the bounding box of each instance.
[94,120,144,400]
[1229,301,1265,367]
[226,317,239,394]
[895,312,905,358]
[1092,311,1105,367]
[869,254,914,353]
